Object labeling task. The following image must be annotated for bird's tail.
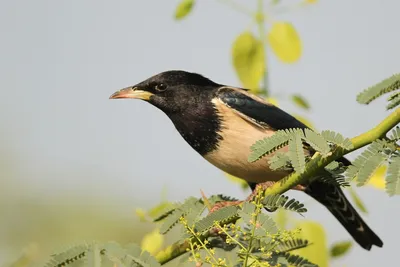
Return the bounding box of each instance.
[305,180,383,250]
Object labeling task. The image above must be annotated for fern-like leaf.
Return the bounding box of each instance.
[268,152,291,171]
[279,252,318,267]
[288,134,306,173]
[389,126,400,141]
[208,194,240,205]
[102,242,127,266]
[262,195,307,214]
[85,244,101,267]
[185,201,206,227]
[248,131,291,162]
[194,206,239,233]
[386,156,400,196]
[253,213,279,237]
[314,162,349,187]
[357,73,400,104]
[321,130,353,150]
[346,140,387,181]
[317,173,350,187]
[153,205,179,222]
[46,242,90,267]
[356,153,387,186]
[387,91,400,110]
[124,243,161,267]
[304,129,330,155]
[275,239,310,253]
[159,197,200,234]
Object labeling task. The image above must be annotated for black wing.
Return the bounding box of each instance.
[216,87,308,130]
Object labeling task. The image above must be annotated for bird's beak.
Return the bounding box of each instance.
[109,87,153,100]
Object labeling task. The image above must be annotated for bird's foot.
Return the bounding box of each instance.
[209,200,243,213]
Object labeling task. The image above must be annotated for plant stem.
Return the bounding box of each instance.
[155,107,400,265]
[257,0,269,97]
[243,192,262,267]
[216,0,253,16]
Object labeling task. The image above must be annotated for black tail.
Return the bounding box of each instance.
[305,179,383,250]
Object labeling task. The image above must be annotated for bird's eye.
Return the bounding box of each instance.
[155,83,167,92]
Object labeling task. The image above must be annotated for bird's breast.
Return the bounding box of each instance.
[203,100,289,183]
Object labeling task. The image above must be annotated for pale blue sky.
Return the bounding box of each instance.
[1,0,399,266]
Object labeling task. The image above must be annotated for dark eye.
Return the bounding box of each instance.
[155,83,167,92]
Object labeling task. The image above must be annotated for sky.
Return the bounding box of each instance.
[1,0,399,266]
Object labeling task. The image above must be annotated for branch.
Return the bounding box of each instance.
[262,107,400,196]
[155,107,399,265]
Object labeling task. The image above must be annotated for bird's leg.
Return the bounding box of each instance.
[246,181,306,212]
[209,182,306,213]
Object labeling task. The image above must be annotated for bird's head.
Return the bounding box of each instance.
[109,70,220,114]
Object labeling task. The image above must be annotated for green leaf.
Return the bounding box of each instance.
[275,239,310,253]
[329,240,353,258]
[267,22,302,63]
[185,201,206,227]
[387,92,400,110]
[232,31,265,90]
[347,187,368,214]
[174,0,195,20]
[148,201,176,220]
[159,197,200,234]
[141,228,164,255]
[386,156,400,196]
[102,242,126,265]
[47,242,89,267]
[357,73,400,104]
[268,152,291,171]
[320,130,353,150]
[239,202,256,224]
[124,243,161,267]
[367,165,387,190]
[262,195,307,214]
[304,129,330,155]
[253,213,278,237]
[346,141,386,180]
[293,221,328,267]
[208,194,240,205]
[159,209,183,234]
[86,243,101,267]
[316,173,349,188]
[248,130,291,162]
[194,206,239,233]
[278,252,317,267]
[288,133,306,173]
[325,161,339,171]
[389,126,400,141]
[291,94,310,110]
[274,209,288,229]
[356,153,387,186]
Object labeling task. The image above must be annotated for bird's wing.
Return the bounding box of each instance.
[215,86,308,130]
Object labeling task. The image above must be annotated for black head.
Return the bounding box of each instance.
[110,70,225,154]
[109,70,220,114]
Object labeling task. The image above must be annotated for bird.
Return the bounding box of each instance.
[109,70,383,250]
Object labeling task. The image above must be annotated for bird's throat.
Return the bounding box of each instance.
[169,105,222,156]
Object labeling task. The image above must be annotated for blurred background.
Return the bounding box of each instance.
[1,0,399,266]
